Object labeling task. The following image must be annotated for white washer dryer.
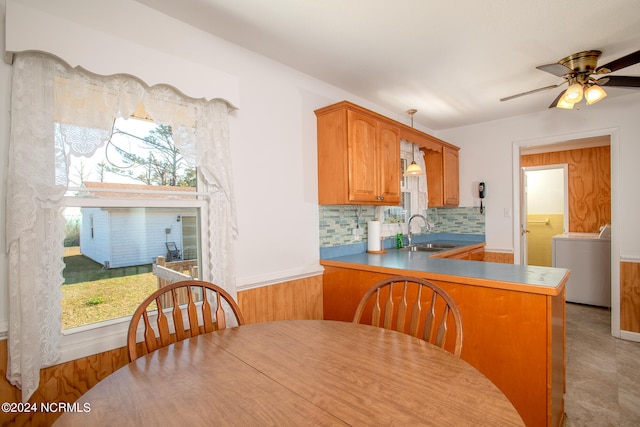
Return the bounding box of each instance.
[552,231,611,307]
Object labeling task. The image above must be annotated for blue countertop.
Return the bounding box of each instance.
[321,244,569,295]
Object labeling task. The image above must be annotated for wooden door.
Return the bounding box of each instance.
[347,110,378,202]
[423,147,444,207]
[377,122,401,204]
[443,147,459,206]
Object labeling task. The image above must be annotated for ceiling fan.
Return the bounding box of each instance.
[500,49,640,109]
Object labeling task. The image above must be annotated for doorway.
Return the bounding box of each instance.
[513,131,618,335]
[521,165,568,266]
[181,215,198,260]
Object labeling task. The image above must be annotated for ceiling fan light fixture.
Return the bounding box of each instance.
[564,83,584,104]
[556,97,575,109]
[584,84,607,105]
[503,49,640,110]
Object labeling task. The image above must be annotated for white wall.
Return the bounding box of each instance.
[527,169,564,215]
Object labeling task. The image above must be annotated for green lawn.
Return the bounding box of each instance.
[62,247,157,329]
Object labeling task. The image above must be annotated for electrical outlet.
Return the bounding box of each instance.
[352,228,364,236]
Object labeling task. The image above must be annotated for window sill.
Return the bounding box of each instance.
[0,319,129,364]
[57,317,132,365]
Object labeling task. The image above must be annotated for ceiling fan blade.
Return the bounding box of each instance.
[596,75,640,88]
[548,90,567,108]
[536,63,573,77]
[500,84,561,102]
[596,50,640,73]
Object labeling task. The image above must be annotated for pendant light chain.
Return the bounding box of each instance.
[404,109,423,176]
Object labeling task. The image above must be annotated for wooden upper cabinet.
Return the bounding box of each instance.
[315,100,459,207]
[316,102,401,205]
[347,110,378,202]
[376,121,401,203]
[422,144,460,207]
[443,146,459,206]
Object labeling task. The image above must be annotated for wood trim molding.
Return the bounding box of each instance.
[236,266,324,291]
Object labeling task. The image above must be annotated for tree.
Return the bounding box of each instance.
[177,167,197,187]
[70,159,91,186]
[105,124,194,186]
[96,161,107,182]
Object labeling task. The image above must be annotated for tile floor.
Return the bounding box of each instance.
[564,302,640,426]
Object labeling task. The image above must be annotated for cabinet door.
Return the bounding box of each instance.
[347,111,378,202]
[469,247,485,261]
[423,148,444,207]
[443,147,459,206]
[377,122,401,204]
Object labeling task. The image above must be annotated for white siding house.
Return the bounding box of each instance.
[80,207,194,268]
[78,182,197,269]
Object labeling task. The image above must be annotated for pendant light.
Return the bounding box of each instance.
[404,109,424,177]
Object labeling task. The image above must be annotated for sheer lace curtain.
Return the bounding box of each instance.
[6,52,237,401]
[413,144,428,211]
[401,140,429,210]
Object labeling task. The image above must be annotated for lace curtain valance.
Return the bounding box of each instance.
[6,52,237,401]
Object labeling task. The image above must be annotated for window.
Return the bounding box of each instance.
[7,53,236,398]
[61,118,205,330]
[380,142,424,234]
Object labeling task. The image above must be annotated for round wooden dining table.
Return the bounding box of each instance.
[54,320,524,426]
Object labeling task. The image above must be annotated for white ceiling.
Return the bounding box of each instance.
[135,0,640,130]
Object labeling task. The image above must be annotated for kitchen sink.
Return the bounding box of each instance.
[400,245,442,252]
[420,243,457,249]
[399,243,459,252]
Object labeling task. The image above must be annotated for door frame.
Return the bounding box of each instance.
[512,128,620,337]
[521,164,569,265]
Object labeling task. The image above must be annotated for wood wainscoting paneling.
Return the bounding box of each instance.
[484,251,514,264]
[621,261,640,333]
[0,274,324,426]
[0,341,130,427]
[237,274,324,324]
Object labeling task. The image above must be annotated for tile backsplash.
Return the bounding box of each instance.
[319,205,484,247]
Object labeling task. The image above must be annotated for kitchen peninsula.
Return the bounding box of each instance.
[321,245,569,427]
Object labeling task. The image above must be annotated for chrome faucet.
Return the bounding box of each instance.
[407,214,431,247]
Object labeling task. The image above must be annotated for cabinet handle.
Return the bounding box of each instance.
[377,196,384,201]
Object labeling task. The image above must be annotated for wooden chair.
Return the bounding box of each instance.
[353,276,463,357]
[127,280,245,361]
